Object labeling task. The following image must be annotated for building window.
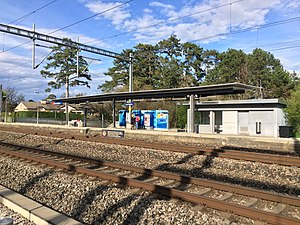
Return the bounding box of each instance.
[200,111,210,125]
[215,111,222,125]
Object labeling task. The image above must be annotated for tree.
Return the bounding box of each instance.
[2,87,25,112]
[44,94,57,100]
[203,48,294,99]
[100,49,132,93]
[182,42,205,85]
[284,85,300,133]
[40,38,92,97]
[247,48,293,98]
[98,35,208,92]
[204,49,248,84]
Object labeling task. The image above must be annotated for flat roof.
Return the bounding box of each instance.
[54,83,256,104]
[192,98,285,109]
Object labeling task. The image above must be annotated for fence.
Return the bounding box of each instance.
[14,117,110,128]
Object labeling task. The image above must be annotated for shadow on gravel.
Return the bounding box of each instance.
[154,153,300,196]
[91,193,154,225]
[19,170,54,195]
[70,182,160,225]
[70,184,111,219]
[119,194,165,225]
[220,145,300,156]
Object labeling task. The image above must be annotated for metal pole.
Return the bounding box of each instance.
[35,91,39,124]
[189,94,195,133]
[4,98,7,123]
[112,98,116,128]
[128,53,133,128]
[129,52,133,92]
[83,106,87,127]
[65,75,69,125]
[77,37,79,77]
[32,23,36,69]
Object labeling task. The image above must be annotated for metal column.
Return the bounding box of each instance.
[188,94,195,133]
[112,98,116,128]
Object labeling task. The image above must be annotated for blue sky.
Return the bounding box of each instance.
[0,0,299,101]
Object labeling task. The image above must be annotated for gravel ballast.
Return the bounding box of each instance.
[0,130,299,224]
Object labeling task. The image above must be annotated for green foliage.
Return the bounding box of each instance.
[205,48,295,99]
[284,85,300,133]
[205,49,248,84]
[248,48,293,98]
[2,87,25,112]
[99,35,206,92]
[176,105,188,129]
[40,38,92,93]
[2,91,6,101]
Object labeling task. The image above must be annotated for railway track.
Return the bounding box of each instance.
[0,141,299,225]
[0,126,299,167]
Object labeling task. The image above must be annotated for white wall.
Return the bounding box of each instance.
[248,111,274,136]
[223,111,238,135]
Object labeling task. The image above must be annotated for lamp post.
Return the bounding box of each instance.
[34,91,39,124]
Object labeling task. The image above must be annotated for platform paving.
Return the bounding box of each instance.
[0,185,83,225]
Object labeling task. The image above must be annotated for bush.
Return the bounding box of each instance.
[285,85,300,134]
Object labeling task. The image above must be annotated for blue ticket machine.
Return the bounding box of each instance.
[143,110,155,129]
[154,110,169,130]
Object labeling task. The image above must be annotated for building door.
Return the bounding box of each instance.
[238,111,249,135]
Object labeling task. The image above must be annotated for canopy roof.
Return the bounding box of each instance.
[54,83,256,104]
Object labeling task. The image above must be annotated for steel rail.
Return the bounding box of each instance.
[0,147,299,225]
[1,141,298,207]
[1,127,299,167]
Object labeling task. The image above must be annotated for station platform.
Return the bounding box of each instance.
[1,122,299,154]
[0,185,83,225]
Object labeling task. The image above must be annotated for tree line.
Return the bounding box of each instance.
[99,35,298,99]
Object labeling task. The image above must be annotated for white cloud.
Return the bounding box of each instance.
[285,0,300,9]
[149,1,177,18]
[90,0,283,45]
[85,1,131,27]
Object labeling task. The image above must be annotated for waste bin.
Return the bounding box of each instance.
[194,124,199,133]
[279,126,293,138]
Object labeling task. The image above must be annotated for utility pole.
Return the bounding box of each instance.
[65,75,69,125]
[128,53,133,128]
[34,91,39,124]
[32,23,36,69]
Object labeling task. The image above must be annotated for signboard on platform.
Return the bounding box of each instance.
[125,102,134,106]
[102,129,125,138]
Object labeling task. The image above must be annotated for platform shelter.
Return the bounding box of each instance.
[54,83,256,133]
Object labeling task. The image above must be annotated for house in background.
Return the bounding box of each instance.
[14,101,61,112]
[187,99,288,138]
[14,101,85,114]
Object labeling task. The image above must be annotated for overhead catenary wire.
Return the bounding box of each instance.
[1,0,133,54]
[49,0,133,35]
[0,0,133,75]
[85,0,244,45]
[1,0,59,52]
[190,16,300,43]
[9,0,59,25]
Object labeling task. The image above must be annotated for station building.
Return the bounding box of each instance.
[187,99,287,138]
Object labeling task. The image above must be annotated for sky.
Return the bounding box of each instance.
[0,0,299,101]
